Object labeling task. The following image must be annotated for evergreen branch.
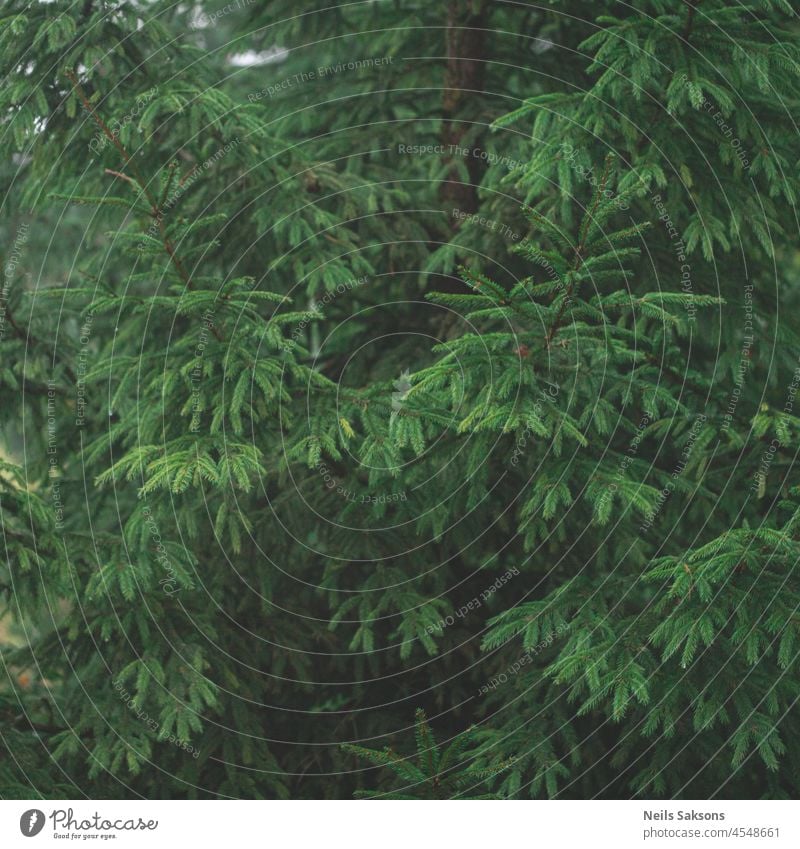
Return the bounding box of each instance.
[64,68,198,294]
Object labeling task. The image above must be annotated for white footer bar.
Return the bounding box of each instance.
[2,800,797,847]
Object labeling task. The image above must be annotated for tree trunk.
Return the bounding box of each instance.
[440,0,488,214]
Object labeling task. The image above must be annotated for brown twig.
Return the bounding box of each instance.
[103,168,138,189]
[65,68,197,292]
[682,0,701,42]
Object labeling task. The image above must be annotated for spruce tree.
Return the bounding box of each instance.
[1,0,800,799]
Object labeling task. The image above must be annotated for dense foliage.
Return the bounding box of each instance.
[2,0,800,799]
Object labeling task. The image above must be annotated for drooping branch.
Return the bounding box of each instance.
[64,68,197,293]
